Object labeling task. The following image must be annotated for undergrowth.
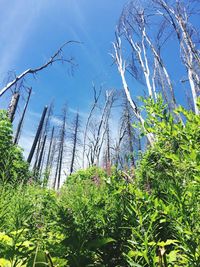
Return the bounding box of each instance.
[0,98,199,266]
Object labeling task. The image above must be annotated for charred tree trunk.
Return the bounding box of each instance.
[46,126,55,170]
[53,141,60,189]
[34,134,47,179]
[7,92,20,123]
[125,100,135,167]
[27,105,48,164]
[33,102,53,173]
[104,122,111,174]
[14,88,32,144]
[57,141,64,190]
[70,112,80,175]
[54,107,67,189]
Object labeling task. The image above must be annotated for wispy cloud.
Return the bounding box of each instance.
[50,116,62,126]
[69,107,89,119]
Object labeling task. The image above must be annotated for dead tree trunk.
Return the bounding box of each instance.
[46,126,55,170]
[82,85,101,168]
[57,141,64,190]
[27,106,48,164]
[70,112,80,175]
[35,134,47,179]
[94,90,116,166]
[7,92,20,122]
[104,122,111,173]
[33,103,53,172]
[112,35,154,146]
[14,88,32,144]
[153,0,200,114]
[53,107,67,189]
[125,99,135,167]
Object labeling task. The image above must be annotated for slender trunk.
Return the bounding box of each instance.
[57,143,64,190]
[126,103,135,167]
[53,144,61,189]
[27,106,48,163]
[46,126,55,169]
[7,92,20,122]
[70,113,79,175]
[36,134,47,178]
[14,88,32,144]
[188,67,199,115]
[113,38,154,145]
[82,86,101,168]
[54,108,67,189]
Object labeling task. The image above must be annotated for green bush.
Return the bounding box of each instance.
[0,110,29,184]
[58,166,131,266]
[124,97,200,266]
[0,184,67,266]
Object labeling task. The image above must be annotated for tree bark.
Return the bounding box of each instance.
[7,92,20,123]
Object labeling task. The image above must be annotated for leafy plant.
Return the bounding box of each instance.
[0,110,29,184]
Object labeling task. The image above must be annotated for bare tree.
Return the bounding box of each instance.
[35,134,47,179]
[33,102,54,175]
[112,93,139,169]
[0,41,79,97]
[27,105,48,164]
[112,121,127,169]
[118,1,178,109]
[47,130,57,186]
[112,35,154,145]
[53,106,67,190]
[152,0,200,114]
[86,90,117,166]
[14,88,32,144]
[122,97,136,167]
[112,0,198,143]
[82,85,102,168]
[102,118,112,173]
[45,126,55,177]
[69,112,81,175]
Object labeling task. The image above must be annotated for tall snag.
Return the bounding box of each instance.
[7,92,20,123]
[14,88,32,144]
[53,106,67,190]
[152,0,200,114]
[69,112,81,175]
[27,106,48,164]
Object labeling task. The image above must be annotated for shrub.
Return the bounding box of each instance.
[58,167,131,266]
[0,110,29,184]
[124,97,200,266]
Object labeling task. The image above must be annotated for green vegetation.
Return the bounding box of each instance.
[0,110,29,184]
[0,99,199,266]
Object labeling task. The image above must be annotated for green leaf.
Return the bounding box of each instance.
[128,250,143,258]
[0,232,13,246]
[157,239,179,247]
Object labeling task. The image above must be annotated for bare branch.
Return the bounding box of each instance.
[0,41,80,97]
